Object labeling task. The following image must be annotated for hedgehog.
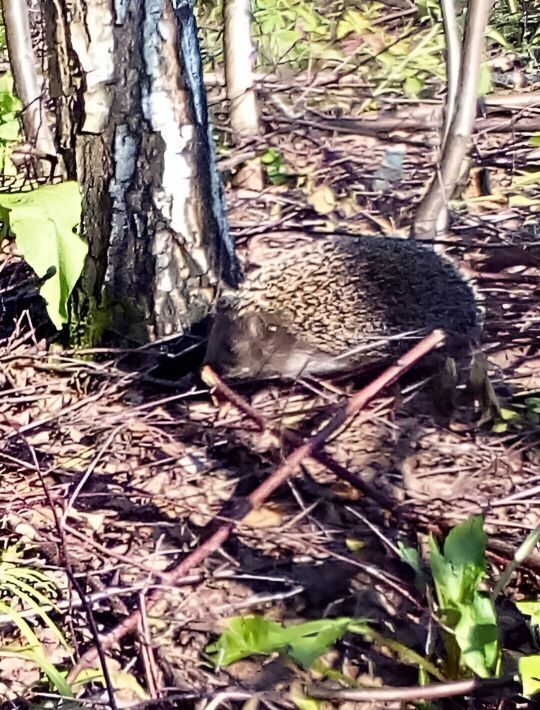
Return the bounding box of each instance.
[204,234,481,380]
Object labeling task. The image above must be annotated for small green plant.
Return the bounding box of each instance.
[0,181,86,329]
[427,516,500,678]
[260,147,292,185]
[208,613,443,682]
[400,519,540,699]
[208,519,501,679]
[208,517,540,702]
[492,395,540,433]
[0,543,73,697]
[400,518,501,679]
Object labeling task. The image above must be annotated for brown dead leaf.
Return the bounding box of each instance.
[242,505,284,529]
[78,512,107,532]
[307,185,336,215]
[138,470,171,496]
[0,654,40,700]
[26,430,50,446]
[68,427,86,443]
[330,480,364,501]
[41,393,70,416]
[12,522,38,541]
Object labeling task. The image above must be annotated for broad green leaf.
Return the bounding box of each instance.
[430,515,487,607]
[486,26,512,50]
[296,5,325,33]
[519,655,540,698]
[0,118,21,142]
[517,601,540,626]
[283,618,352,667]
[207,616,290,666]
[454,596,499,677]
[0,182,85,329]
[207,615,359,668]
[500,407,520,421]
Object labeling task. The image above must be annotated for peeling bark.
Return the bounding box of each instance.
[42,0,240,344]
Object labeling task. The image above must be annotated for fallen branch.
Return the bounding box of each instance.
[307,675,514,703]
[68,330,444,681]
[201,366,397,510]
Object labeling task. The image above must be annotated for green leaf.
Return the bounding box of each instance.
[478,64,493,96]
[433,515,487,606]
[500,407,520,421]
[429,517,500,677]
[336,9,370,38]
[525,397,540,414]
[492,421,508,433]
[207,615,358,668]
[519,655,540,698]
[0,118,21,142]
[517,601,540,626]
[513,170,540,187]
[486,26,512,50]
[0,182,85,329]
[404,75,424,97]
[454,595,499,677]
[208,616,287,666]
[284,618,352,667]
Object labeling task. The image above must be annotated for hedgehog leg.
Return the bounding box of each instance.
[467,352,501,422]
[432,355,459,419]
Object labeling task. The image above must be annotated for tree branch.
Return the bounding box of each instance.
[3,0,56,160]
[413,0,495,239]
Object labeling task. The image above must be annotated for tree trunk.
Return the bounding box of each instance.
[41,0,240,345]
[223,0,264,190]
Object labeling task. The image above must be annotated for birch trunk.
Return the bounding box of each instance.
[41,0,240,344]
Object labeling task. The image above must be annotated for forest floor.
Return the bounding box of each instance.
[1,3,540,708]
